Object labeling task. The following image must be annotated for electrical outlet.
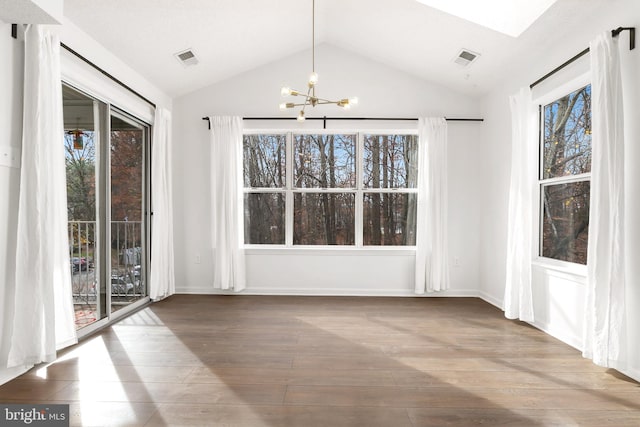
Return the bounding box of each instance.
[0,146,21,169]
[195,254,201,264]
[453,257,460,267]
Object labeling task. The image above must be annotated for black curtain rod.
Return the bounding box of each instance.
[241,117,483,122]
[202,116,483,129]
[60,43,157,109]
[530,26,635,89]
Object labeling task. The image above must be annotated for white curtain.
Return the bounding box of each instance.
[504,87,536,322]
[7,25,76,368]
[149,107,175,301]
[583,32,626,367]
[210,116,246,291]
[415,117,449,294]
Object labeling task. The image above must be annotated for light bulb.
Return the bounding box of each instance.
[281,87,291,97]
[343,103,351,110]
[308,72,318,86]
[279,103,287,110]
[349,97,358,105]
[297,111,306,121]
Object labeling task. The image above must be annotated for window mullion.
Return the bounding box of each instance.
[293,188,356,193]
[539,173,591,186]
[362,188,418,193]
[355,132,363,247]
[286,132,293,247]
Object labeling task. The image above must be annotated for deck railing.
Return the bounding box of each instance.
[68,220,145,304]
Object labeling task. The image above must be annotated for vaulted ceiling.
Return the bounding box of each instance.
[63,0,611,98]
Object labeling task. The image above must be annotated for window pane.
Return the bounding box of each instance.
[110,114,147,312]
[243,134,286,188]
[541,181,590,264]
[64,85,101,329]
[294,134,356,188]
[363,193,417,246]
[543,85,591,179]
[244,193,285,244]
[364,134,418,188]
[294,193,355,245]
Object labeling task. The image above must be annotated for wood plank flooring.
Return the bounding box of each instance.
[1,295,639,426]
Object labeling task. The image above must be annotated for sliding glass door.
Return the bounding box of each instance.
[63,84,150,330]
[110,111,148,312]
[63,85,104,328]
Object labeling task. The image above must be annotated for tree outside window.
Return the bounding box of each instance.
[540,85,591,264]
[243,134,286,245]
[363,134,417,246]
[243,132,417,247]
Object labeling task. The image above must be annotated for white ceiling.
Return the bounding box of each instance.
[63,0,610,98]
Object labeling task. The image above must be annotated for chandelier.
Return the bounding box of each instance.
[66,118,87,150]
[279,0,357,121]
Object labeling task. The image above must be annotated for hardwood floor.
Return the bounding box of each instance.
[1,295,639,426]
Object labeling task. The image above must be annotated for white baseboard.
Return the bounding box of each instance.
[477,290,503,309]
[176,287,413,296]
[476,290,583,351]
[528,324,640,383]
[529,318,583,351]
[175,286,481,298]
[613,365,640,384]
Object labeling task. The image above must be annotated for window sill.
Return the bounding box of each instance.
[532,256,587,278]
[244,246,416,256]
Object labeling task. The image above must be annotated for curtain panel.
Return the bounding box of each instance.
[583,32,626,367]
[7,25,77,368]
[415,117,449,294]
[504,87,536,322]
[149,107,175,301]
[209,116,246,291]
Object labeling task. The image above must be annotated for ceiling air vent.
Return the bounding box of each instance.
[174,49,199,67]
[453,49,480,67]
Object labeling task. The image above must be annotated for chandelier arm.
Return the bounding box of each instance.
[314,98,340,104]
[301,86,314,113]
[305,85,313,103]
[286,97,346,106]
[287,88,303,96]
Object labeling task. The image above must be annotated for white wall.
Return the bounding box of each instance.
[619,6,640,382]
[479,0,640,380]
[172,43,482,296]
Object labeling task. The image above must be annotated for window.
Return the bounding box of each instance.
[363,134,418,245]
[243,131,418,247]
[294,134,356,245]
[539,85,591,264]
[243,134,286,244]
